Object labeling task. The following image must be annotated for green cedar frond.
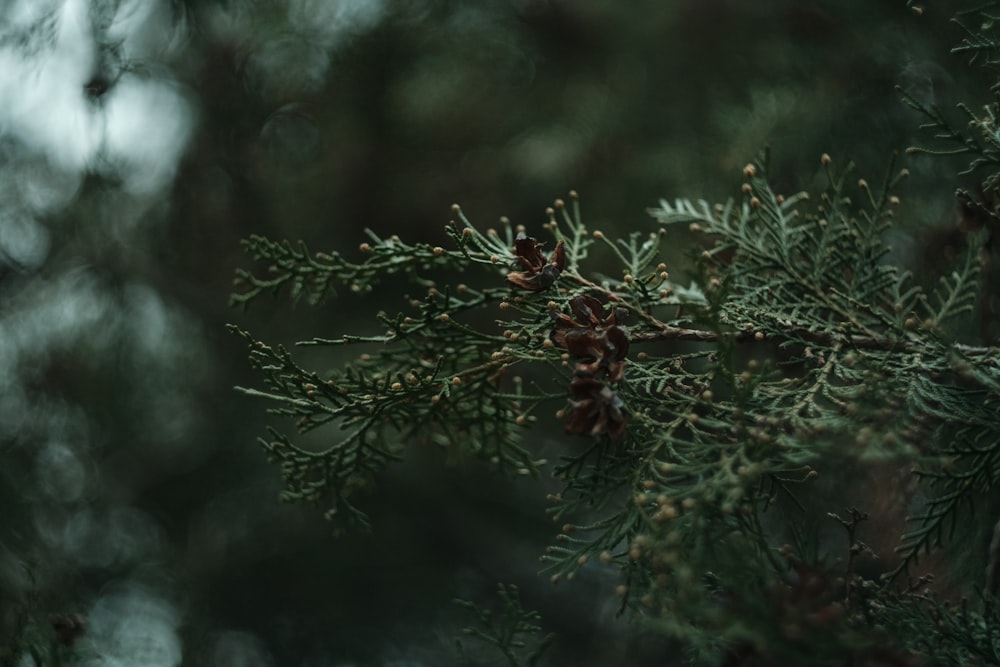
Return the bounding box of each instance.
[453,583,555,667]
[229,219,517,309]
[864,586,1000,665]
[924,230,984,327]
[889,347,1000,577]
[899,88,1000,174]
[651,156,911,342]
[232,162,1000,651]
[223,5,1000,661]
[229,198,619,528]
[228,318,546,530]
[953,3,1000,68]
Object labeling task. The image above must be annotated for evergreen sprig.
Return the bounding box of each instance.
[453,583,554,667]
[228,11,1000,659]
[863,582,1000,665]
[952,2,1000,68]
[231,146,1000,657]
[229,197,642,529]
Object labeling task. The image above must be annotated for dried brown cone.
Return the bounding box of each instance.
[564,376,626,440]
[549,294,628,345]
[564,326,629,383]
[551,295,630,382]
[506,233,566,291]
[550,295,631,438]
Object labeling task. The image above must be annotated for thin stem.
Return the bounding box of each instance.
[629,324,1000,355]
[829,508,869,609]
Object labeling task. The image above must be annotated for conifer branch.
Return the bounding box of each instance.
[225,4,1000,661]
[231,153,997,623]
[454,584,554,666]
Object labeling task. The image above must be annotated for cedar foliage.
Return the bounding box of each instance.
[229,4,1000,664]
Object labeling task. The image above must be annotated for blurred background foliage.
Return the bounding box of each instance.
[0,0,986,665]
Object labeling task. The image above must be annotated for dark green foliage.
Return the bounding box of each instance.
[0,564,87,667]
[952,3,1000,69]
[454,584,554,667]
[863,583,1000,664]
[229,152,1000,660]
[228,3,1000,663]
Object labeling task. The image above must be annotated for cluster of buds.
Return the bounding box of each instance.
[550,295,629,440]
